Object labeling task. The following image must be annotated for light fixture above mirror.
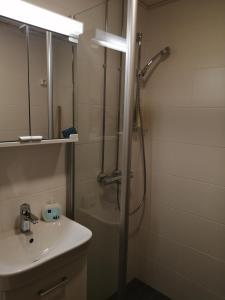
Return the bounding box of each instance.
[0,0,83,38]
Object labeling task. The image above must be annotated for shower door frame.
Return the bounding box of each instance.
[92,0,138,298]
[118,1,137,298]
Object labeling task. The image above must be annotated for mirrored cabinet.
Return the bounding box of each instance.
[0,14,81,146]
[29,27,48,140]
[0,19,30,142]
[53,36,75,139]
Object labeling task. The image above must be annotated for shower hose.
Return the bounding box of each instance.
[129,69,147,216]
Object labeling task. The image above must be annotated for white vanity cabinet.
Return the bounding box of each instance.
[0,217,92,300]
[1,255,87,300]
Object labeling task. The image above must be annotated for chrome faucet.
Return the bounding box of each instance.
[20,203,39,233]
[98,170,133,185]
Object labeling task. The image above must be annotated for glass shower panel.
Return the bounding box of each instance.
[107,0,125,37]
[75,1,124,299]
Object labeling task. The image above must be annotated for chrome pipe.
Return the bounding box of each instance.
[115,0,125,171]
[46,31,54,139]
[99,0,109,178]
[115,0,125,211]
[118,0,138,299]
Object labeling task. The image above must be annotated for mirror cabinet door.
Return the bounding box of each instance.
[53,36,75,139]
[29,28,48,139]
[0,19,30,142]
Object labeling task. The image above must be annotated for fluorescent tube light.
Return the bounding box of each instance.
[93,29,127,53]
[0,0,83,38]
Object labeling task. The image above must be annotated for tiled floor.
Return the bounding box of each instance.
[109,279,171,300]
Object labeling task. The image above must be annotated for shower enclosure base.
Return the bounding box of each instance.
[108,279,170,300]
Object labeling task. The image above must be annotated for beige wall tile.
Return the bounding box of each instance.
[192,68,225,107]
[151,172,225,225]
[0,144,66,232]
[138,258,224,300]
[151,107,225,147]
[146,233,225,297]
[150,200,225,262]
[0,144,65,197]
[133,0,225,298]
[152,140,225,186]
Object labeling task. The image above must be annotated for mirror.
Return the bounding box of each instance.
[29,28,48,139]
[53,36,75,139]
[0,16,77,144]
[0,18,30,142]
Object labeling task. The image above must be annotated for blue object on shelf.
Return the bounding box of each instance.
[62,127,77,138]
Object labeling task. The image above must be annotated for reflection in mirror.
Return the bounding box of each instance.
[0,18,30,142]
[53,36,75,138]
[29,27,48,139]
[29,30,76,140]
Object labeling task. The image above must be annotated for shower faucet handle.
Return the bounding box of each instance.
[97,170,133,185]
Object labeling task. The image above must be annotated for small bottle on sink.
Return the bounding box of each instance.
[42,201,61,222]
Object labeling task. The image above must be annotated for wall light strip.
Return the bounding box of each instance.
[0,0,83,38]
[93,29,127,53]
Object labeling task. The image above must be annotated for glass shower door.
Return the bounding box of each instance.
[74,1,125,299]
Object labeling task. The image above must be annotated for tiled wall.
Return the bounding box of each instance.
[135,0,225,299]
[0,144,66,233]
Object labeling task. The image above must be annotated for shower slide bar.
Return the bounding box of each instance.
[97,0,126,187]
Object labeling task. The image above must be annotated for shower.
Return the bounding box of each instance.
[140,46,170,78]
[131,32,170,215]
[97,31,171,216]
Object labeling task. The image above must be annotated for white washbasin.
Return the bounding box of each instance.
[0,216,92,276]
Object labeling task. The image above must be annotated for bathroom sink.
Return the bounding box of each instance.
[0,216,92,277]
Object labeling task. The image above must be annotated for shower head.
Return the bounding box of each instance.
[160,46,170,58]
[140,46,170,78]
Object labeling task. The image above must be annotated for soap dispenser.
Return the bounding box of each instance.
[42,198,61,222]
